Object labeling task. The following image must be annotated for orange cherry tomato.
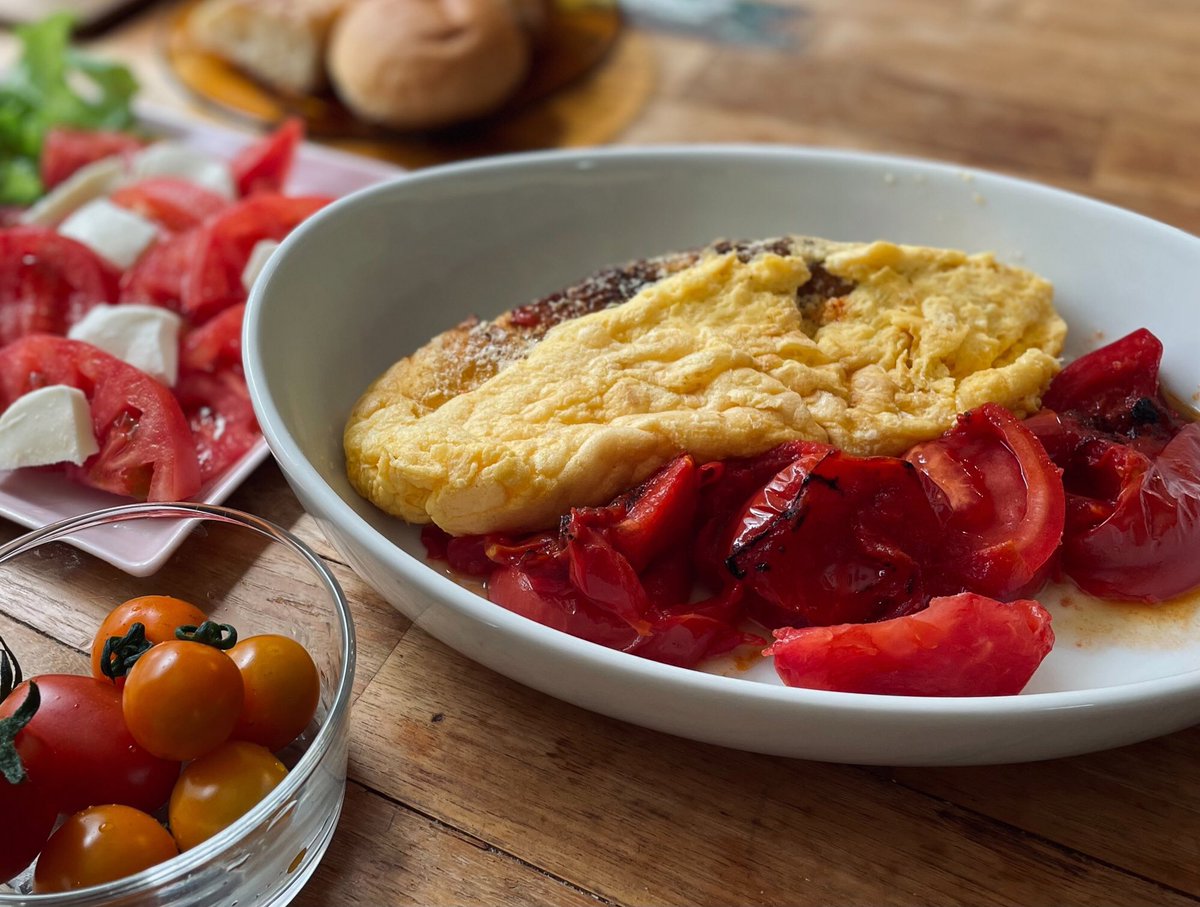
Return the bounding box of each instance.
[168,741,288,851]
[91,595,208,683]
[123,641,244,762]
[33,804,178,893]
[229,635,320,752]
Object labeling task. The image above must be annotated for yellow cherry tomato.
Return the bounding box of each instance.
[90,595,208,683]
[168,740,288,851]
[34,805,178,893]
[123,640,244,762]
[229,634,320,752]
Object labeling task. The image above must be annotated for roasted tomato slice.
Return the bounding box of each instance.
[1054,423,1200,602]
[0,227,119,344]
[1042,329,1185,456]
[766,592,1054,696]
[0,335,201,500]
[230,119,304,197]
[40,128,142,190]
[110,178,230,233]
[905,403,1065,601]
[727,449,942,628]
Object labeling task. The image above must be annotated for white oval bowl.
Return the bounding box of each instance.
[244,147,1200,766]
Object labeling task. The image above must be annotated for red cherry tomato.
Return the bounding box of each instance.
[0,729,56,883]
[123,641,244,762]
[168,741,287,851]
[766,592,1054,696]
[727,447,943,628]
[0,335,201,501]
[230,119,304,197]
[110,178,230,232]
[33,805,178,893]
[905,403,1065,601]
[229,635,320,752]
[39,127,142,190]
[0,676,180,815]
[90,595,209,683]
[0,227,119,345]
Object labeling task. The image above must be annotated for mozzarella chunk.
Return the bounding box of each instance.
[241,239,280,292]
[68,304,183,387]
[57,199,160,270]
[131,142,236,198]
[19,156,126,228]
[0,386,98,470]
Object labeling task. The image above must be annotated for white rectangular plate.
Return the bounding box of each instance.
[0,104,402,575]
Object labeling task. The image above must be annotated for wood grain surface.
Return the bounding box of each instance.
[2,1,1200,904]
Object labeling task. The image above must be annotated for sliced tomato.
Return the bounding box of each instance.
[110,178,230,232]
[40,128,142,190]
[0,227,119,344]
[766,592,1054,696]
[0,335,201,500]
[174,368,260,485]
[180,303,244,373]
[905,403,1065,601]
[182,195,331,324]
[727,449,943,628]
[230,119,304,197]
[1042,329,1185,457]
[119,229,199,311]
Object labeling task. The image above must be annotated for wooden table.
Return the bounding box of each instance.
[4,1,1200,904]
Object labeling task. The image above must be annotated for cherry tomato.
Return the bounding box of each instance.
[33,805,178,893]
[168,741,287,851]
[0,676,180,815]
[91,595,209,683]
[766,592,1055,696]
[0,227,119,345]
[40,128,142,190]
[905,403,1065,601]
[0,732,56,883]
[229,635,321,752]
[727,448,943,628]
[110,178,230,232]
[0,335,202,501]
[123,641,244,762]
[230,119,303,197]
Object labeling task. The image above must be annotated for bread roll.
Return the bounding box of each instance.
[327,0,532,131]
[188,0,350,96]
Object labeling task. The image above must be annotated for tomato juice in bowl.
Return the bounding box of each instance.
[0,502,353,905]
[245,146,1200,765]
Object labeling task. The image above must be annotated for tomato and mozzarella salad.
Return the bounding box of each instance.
[0,596,320,890]
[0,119,323,502]
[423,328,1200,697]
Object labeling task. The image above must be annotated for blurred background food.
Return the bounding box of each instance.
[186,0,551,131]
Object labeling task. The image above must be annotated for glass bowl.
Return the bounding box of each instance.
[0,502,355,906]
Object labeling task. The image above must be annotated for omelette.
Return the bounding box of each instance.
[344,236,1065,535]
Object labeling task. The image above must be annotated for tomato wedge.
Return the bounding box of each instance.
[766,592,1054,696]
[0,227,119,345]
[119,229,199,311]
[230,119,304,197]
[0,335,201,500]
[182,195,331,324]
[110,178,230,233]
[174,369,260,485]
[905,403,1065,601]
[40,128,142,190]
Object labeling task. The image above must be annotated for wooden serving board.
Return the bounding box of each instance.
[164,0,654,168]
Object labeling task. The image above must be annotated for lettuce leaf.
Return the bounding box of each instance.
[0,14,139,205]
